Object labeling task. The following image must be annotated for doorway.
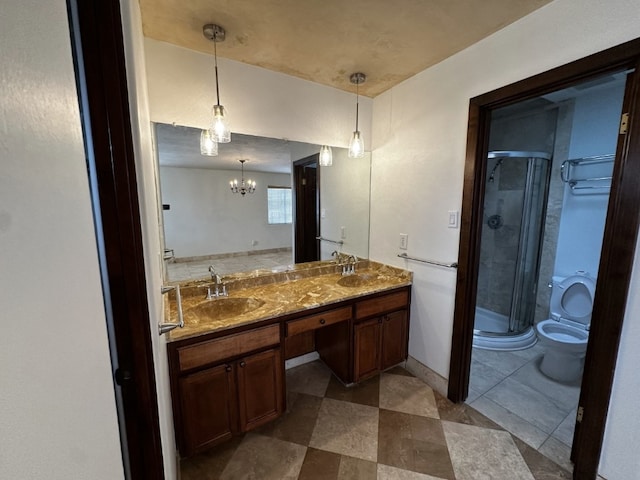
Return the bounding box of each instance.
[448,41,640,479]
[465,75,625,471]
[293,154,320,263]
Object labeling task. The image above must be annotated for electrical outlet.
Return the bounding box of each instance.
[251,240,258,246]
[399,233,408,250]
[341,226,346,239]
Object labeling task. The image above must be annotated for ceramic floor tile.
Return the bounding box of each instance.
[181,436,244,480]
[510,359,581,412]
[551,410,577,447]
[469,359,509,394]
[324,374,380,407]
[472,348,532,376]
[255,392,322,446]
[384,365,415,377]
[485,377,568,434]
[297,448,341,480]
[377,463,448,480]
[379,373,439,419]
[337,455,377,479]
[435,391,502,431]
[539,436,573,472]
[510,343,546,361]
[443,421,535,480]
[286,360,332,397]
[219,433,307,480]
[309,397,379,462]
[378,409,455,479]
[465,387,482,404]
[512,436,572,480]
[469,396,549,449]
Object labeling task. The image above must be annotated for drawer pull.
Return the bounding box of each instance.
[239,361,246,368]
[225,365,232,372]
[319,318,326,325]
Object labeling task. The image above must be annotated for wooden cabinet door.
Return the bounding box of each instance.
[353,318,381,382]
[179,363,236,456]
[236,348,284,432]
[381,310,408,370]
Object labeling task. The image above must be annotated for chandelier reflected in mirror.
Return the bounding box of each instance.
[230,159,256,196]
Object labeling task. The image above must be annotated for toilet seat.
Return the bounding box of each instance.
[551,273,595,328]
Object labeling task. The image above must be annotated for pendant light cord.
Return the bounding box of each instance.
[213,31,221,106]
[355,80,359,131]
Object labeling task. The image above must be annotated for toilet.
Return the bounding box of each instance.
[536,272,595,382]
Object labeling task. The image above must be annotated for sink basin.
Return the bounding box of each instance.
[186,297,266,323]
[337,273,378,288]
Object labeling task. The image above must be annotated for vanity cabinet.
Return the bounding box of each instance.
[169,324,284,457]
[353,290,409,382]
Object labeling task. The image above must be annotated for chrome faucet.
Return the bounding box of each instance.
[204,266,228,299]
[348,255,357,275]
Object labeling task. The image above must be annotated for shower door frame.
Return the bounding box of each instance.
[448,38,640,480]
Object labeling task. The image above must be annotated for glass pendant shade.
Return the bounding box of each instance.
[348,131,364,158]
[200,129,218,156]
[319,145,333,166]
[212,104,231,143]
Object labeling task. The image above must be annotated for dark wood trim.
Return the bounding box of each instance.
[572,64,640,479]
[448,37,640,479]
[67,1,164,478]
[293,154,320,263]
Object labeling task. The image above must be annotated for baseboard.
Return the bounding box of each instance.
[405,355,449,397]
[285,351,320,370]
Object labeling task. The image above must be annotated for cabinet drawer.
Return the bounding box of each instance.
[178,324,280,371]
[355,290,409,320]
[286,306,351,337]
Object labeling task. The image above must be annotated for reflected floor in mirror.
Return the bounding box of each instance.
[167,250,294,281]
[181,361,572,480]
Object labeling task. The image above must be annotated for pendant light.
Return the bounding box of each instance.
[230,159,256,196]
[319,145,333,166]
[348,72,366,158]
[200,128,218,156]
[203,24,231,143]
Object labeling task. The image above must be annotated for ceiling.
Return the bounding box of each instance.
[156,123,314,173]
[139,0,553,97]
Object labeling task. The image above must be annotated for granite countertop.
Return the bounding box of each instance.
[166,260,412,342]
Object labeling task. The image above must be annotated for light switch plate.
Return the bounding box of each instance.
[399,233,408,249]
[448,210,459,229]
[341,226,346,239]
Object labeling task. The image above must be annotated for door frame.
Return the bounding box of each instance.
[293,154,320,263]
[67,1,164,478]
[448,38,640,479]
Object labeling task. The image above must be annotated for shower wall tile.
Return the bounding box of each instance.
[535,102,575,324]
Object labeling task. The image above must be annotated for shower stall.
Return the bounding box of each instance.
[473,151,552,351]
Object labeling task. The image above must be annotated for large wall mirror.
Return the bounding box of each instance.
[156,123,371,282]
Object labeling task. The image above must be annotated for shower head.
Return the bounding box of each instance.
[488,158,504,183]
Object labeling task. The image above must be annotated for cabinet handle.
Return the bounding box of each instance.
[319,318,326,325]
[225,365,232,372]
[239,361,246,368]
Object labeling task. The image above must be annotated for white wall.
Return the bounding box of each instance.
[0,1,123,478]
[144,38,373,149]
[369,0,639,477]
[161,167,292,257]
[120,2,177,478]
[554,83,625,278]
[319,149,372,260]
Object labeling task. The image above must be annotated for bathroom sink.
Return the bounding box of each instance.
[337,273,378,288]
[186,297,266,323]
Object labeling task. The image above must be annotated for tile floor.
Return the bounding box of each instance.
[167,250,294,281]
[467,344,581,472]
[181,361,571,480]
